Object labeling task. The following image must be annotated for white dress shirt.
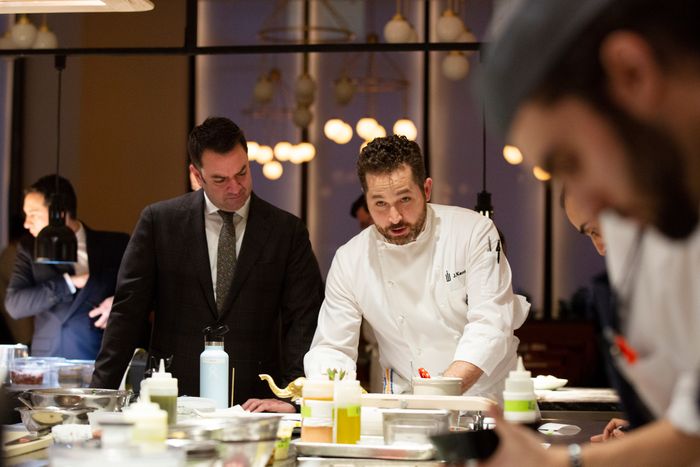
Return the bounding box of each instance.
[304,204,530,400]
[63,222,89,294]
[601,210,700,435]
[203,192,250,301]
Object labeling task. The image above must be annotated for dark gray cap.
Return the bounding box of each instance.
[479,0,616,138]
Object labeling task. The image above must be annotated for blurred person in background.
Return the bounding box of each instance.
[0,219,33,345]
[480,0,700,465]
[5,175,129,359]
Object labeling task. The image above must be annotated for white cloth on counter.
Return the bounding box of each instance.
[304,203,529,401]
[601,210,700,435]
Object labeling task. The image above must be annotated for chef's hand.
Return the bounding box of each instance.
[88,296,114,329]
[479,404,568,467]
[443,360,483,392]
[242,398,296,413]
[70,273,89,289]
[590,418,629,443]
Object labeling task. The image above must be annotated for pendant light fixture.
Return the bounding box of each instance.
[35,55,77,264]
[475,58,494,219]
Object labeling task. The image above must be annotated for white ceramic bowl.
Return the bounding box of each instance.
[412,377,462,396]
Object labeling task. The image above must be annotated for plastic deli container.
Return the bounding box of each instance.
[10,357,50,386]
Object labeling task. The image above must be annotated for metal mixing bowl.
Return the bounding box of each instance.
[169,415,282,467]
[18,388,133,411]
[16,407,94,435]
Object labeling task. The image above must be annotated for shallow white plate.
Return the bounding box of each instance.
[532,375,568,391]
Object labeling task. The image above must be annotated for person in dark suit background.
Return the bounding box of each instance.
[92,117,324,412]
[5,175,129,360]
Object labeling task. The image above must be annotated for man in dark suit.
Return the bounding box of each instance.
[5,175,129,360]
[92,117,324,411]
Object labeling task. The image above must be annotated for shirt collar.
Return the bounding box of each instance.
[75,221,86,245]
[203,190,251,220]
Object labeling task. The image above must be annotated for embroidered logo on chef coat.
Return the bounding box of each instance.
[445,269,466,282]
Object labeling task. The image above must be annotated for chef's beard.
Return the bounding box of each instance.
[611,109,698,240]
[377,202,428,246]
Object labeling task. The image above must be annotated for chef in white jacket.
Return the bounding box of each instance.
[304,135,529,400]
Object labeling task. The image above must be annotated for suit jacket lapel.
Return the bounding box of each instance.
[184,191,218,320]
[219,192,271,321]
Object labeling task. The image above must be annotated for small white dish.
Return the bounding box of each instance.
[532,375,568,391]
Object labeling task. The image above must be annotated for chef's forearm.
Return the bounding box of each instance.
[443,360,484,392]
[579,420,700,467]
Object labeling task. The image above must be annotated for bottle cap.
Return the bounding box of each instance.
[128,387,161,412]
[505,356,535,392]
[509,356,531,379]
[151,359,173,379]
[144,358,178,392]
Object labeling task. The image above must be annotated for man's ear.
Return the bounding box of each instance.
[424,177,433,202]
[600,31,665,120]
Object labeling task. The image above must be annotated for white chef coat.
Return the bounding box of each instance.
[304,204,530,400]
[601,210,700,435]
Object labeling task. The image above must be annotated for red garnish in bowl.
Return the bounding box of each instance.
[418,367,431,378]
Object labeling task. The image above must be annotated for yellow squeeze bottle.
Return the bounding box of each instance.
[333,379,361,444]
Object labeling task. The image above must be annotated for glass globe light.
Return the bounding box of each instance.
[247,141,260,161]
[292,106,313,128]
[295,73,316,101]
[334,123,353,145]
[533,166,552,181]
[296,142,316,163]
[356,117,379,140]
[290,145,305,164]
[436,9,465,42]
[442,51,470,81]
[324,118,345,141]
[262,161,283,180]
[33,22,57,49]
[383,13,412,43]
[256,145,274,164]
[371,125,387,139]
[253,75,275,104]
[503,145,524,165]
[334,76,355,106]
[393,119,417,140]
[274,141,293,162]
[11,15,37,49]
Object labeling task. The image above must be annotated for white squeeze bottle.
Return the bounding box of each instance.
[503,356,539,424]
[200,327,229,409]
[123,387,168,445]
[143,359,178,424]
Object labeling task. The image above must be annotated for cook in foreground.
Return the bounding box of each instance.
[479,0,700,465]
[304,135,529,400]
[92,117,324,412]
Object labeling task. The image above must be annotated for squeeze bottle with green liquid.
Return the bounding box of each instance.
[143,358,178,424]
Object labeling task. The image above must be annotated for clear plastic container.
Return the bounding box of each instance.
[56,362,84,388]
[10,357,49,386]
[301,379,334,443]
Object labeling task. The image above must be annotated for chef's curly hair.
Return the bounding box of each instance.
[357,135,426,193]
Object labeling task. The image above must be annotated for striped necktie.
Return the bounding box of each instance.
[216,210,237,313]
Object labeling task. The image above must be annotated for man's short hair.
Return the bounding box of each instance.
[481,0,700,137]
[357,135,426,193]
[26,175,77,219]
[188,117,249,169]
